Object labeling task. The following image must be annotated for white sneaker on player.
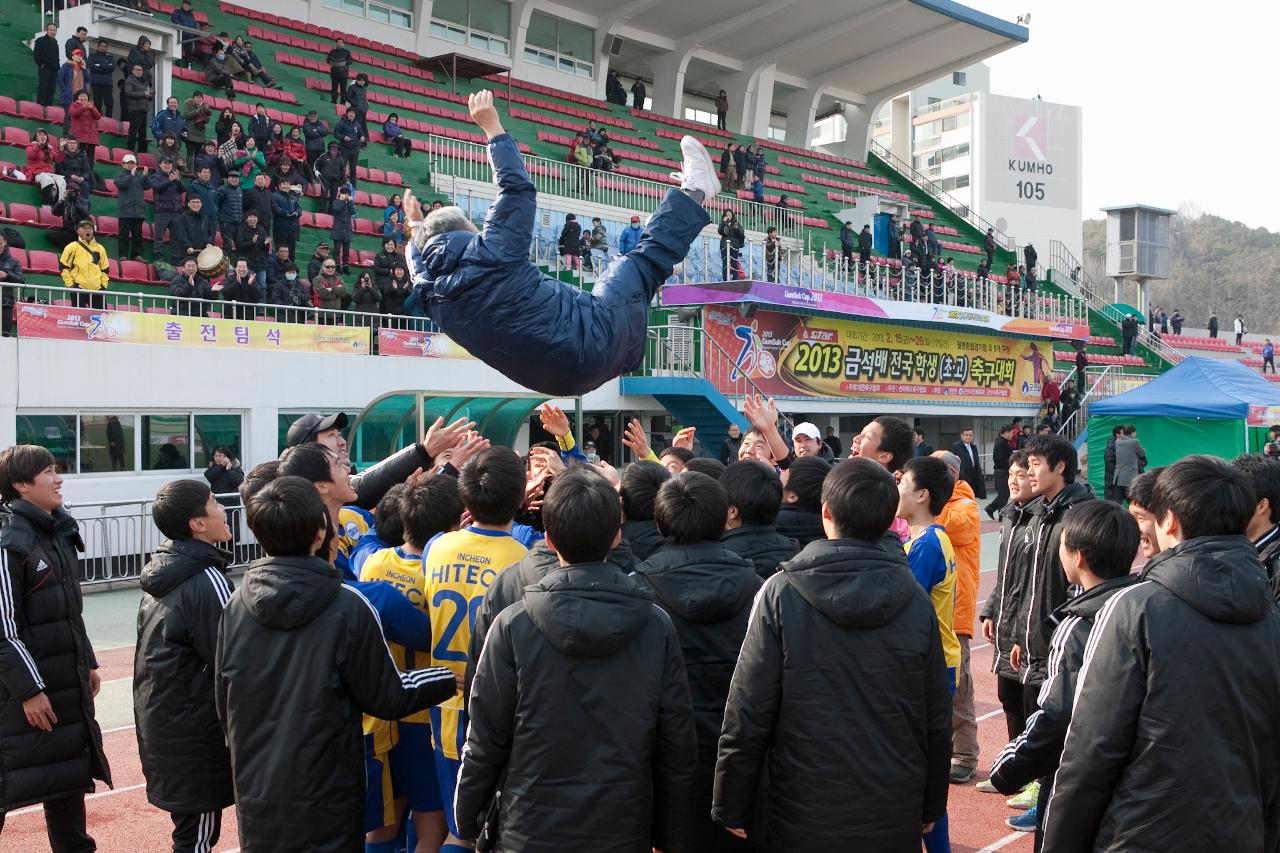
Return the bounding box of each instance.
[670,135,720,200]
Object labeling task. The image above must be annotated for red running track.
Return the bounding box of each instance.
[4,531,1033,853]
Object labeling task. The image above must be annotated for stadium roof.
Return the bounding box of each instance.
[608,0,1028,108]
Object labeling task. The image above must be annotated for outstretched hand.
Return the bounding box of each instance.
[403,188,425,224]
[539,403,571,439]
[671,426,697,451]
[468,90,505,140]
[622,418,651,460]
[424,416,477,458]
[743,392,778,432]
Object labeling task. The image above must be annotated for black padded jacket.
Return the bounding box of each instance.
[134,538,235,813]
[0,500,111,812]
[721,524,799,580]
[713,537,951,852]
[455,564,697,853]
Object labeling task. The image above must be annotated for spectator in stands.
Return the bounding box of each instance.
[372,237,398,290]
[192,23,218,68]
[592,141,617,173]
[152,96,186,146]
[214,109,236,145]
[58,137,94,196]
[171,0,197,64]
[631,77,646,109]
[1208,311,1219,339]
[113,154,147,261]
[49,182,92,250]
[733,145,748,191]
[571,133,592,188]
[1024,241,1037,277]
[1236,314,1247,347]
[887,214,902,261]
[56,49,88,134]
[326,38,352,104]
[60,219,109,308]
[64,26,88,61]
[221,258,262,320]
[605,69,627,105]
[306,243,331,281]
[87,40,115,118]
[715,89,729,130]
[1060,383,1080,427]
[26,127,66,205]
[925,224,941,262]
[984,228,995,266]
[586,216,609,272]
[234,209,269,289]
[34,22,60,107]
[1159,308,1169,335]
[214,172,243,251]
[312,258,348,314]
[124,63,154,153]
[302,111,329,175]
[350,272,381,317]
[382,194,404,223]
[150,157,187,262]
[858,224,873,271]
[268,262,309,308]
[1121,313,1138,356]
[169,255,217,314]
[271,177,302,260]
[247,104,272,152]
[1147,304,1159,334]
[128,36,156,87]
[171,195,215,263]
[1170,308,1184,335]
[0,231,23,336]
[265,243,294,284]
[719,211,745,280]
[330,187,355,273]
[558,213,583,270]
[233,38,277,88]
[182,91,212,173]
[382,210,407,250]
[187,165,219,232]
[204,46,236,99]
[618,214,643,256]
[976,257,990,283]
[156,134,184,170]
[381,112,411,159]
[334,108,364,185]
[270,157,302,193]
[1265,340,1276,374]
[237,138,267,184]
[720,144,735,188]
[264,123,287,171]
[383,260,412,314]
[839,221,855,272]
[346,74,370,144]
[765,226,780,283]
[751,174,765,204]
[1072,341,1088,396]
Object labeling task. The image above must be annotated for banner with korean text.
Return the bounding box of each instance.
[15,304,370,354]
[377,328,476,360]
[704,305,1049,404]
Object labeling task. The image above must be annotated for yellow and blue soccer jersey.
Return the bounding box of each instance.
[904,524,961,688]
[336,504,375,581]
[360,546,431,723]
[422,526,527,759]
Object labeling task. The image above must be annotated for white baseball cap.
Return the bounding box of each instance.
[793,422,821,441]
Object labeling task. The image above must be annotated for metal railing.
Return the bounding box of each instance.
[1045,239,1183,367]
[869,140,1015,251]
[0,496,257,587]
[1,280,440,336]
[1056,365,1157,443]
[633,322,794,430]
[424,135,807,240]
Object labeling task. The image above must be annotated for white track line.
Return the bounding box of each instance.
[977,830,1029,852]
[102,723,137,734]
[972,642,992,651]
[7,783,146,817]
[977,708,1005,722]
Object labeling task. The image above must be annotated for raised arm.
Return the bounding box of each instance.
[468,90,537,265]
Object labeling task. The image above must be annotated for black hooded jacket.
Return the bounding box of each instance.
[134,538,235,813]
[621,518,664,561]
[636,542,761,852]
[215,555,456,853]
[465,540,637,697]
[456,564,697,853]
[721,525,799,580]
[979,500,1037,680]
[1042,537,1280,853]
[713,537,951,853]
[1255,525,1280,603]
[0,500,111,812]
[1017,481,1094,684]
[773,504,825,547]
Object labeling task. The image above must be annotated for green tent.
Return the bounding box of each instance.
[1086,357,1280,494]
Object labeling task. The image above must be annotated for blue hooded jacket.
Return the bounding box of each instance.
[407,132,707,397]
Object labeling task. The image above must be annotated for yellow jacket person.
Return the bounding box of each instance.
[59,220,110,291]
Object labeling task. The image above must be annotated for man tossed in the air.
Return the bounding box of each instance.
[405,90,719,396]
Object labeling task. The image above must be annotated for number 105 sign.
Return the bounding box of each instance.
[982,94,1080,211]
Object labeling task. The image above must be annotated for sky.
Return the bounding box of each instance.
[975,1,1280,230]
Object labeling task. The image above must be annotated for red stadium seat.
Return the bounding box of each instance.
[2,127,30,147]
[0,96,16,117]
[120,260,150,282]
[38,207,61,228]
[28,251,59,273]
[18,101,44,120]
[8,203,37,224]
[353,218,375,235]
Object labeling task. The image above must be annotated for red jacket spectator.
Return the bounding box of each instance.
[1042,376,1061,406]
[69,100,102,146]
[25,138,64,177]
[284,138,305,163]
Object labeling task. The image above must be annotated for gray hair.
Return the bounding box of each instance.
[931,450,962,478]
[412,205,475,250]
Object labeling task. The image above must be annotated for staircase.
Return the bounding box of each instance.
[1057,365,1156,447]
[621,323,784,450]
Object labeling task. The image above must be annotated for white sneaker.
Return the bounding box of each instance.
[670,135,720,200]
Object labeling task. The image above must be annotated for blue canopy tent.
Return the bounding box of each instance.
[1086,357,1280,493]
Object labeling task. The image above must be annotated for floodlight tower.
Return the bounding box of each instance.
[1101,204,1173,319]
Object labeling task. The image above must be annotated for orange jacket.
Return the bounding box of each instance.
[937,478,981,637]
